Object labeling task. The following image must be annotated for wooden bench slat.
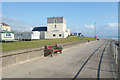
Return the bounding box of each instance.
[44,44,62,57]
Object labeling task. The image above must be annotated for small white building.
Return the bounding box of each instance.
[0,22,14,42]
[45,17,70,39]
[32,27,47,39]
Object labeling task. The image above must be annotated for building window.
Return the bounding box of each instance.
[17,33,19,36]
[55,25,56,28]
[53,34,56,37]
[59,34,62,37]
[5,33,11,37]
[28,34,31,37]
[7,33,11,36]
[6,29,8,31]
[54,19,56,23]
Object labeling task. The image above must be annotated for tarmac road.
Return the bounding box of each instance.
[2,39,116,78]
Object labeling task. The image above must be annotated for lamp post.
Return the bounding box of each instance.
[94,22,96,38]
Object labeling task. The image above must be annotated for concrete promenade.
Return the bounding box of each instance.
[2,39,118,78]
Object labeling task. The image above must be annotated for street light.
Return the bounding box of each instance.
[94,22,96,38]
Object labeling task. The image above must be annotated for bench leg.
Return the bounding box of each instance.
[60,51,62,54]
[44,52,48,57]
[50,49,54,57]
[50,54,53,57]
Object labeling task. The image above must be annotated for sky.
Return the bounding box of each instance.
[1,2,118,38]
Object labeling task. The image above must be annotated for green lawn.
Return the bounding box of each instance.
[2,37,95,51]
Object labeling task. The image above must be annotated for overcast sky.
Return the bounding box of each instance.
[2,2,118,38]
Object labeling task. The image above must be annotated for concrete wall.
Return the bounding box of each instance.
[2,49,43,69]
[2,40,95,69]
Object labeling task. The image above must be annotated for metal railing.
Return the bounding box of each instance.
[110,41,119,78]
[111,41,119,64]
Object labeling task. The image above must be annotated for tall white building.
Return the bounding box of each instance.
[45,17,70,39]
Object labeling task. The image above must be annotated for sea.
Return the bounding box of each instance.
[99,36,119,41]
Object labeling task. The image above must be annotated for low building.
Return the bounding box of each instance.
[71,33,82,36]
[14,27,47,40]
[14,32,33,41]
[0,22,14,41]
[32,27,47,39]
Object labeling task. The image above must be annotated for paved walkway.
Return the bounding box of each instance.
[2,39,116,78]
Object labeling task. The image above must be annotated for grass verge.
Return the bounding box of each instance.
[2,37,95,51]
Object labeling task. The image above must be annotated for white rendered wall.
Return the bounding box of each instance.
[31,31,40,40]
[45,31,64,39]
[45,17,70,39]
[46,23,65,39]
[1,33,14,40]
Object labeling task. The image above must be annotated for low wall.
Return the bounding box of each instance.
[2,40,95,69]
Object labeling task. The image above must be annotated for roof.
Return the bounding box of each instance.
[47,17,64,18]
[1,22,10,26]
[32,27,47,31]
[0,31,14,33]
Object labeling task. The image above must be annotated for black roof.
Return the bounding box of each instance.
[32,27,47,31]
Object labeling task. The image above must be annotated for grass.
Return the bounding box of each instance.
[69,35,77,37]
[2,37,95,51]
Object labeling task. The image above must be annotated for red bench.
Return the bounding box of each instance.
[44,44,62,57]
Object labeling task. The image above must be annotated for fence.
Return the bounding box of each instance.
[111,41,119,64]
[110,41,119,78]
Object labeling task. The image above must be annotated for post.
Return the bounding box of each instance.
[116,46,118,64]
[94,22,97,39]
[113,43,116,58]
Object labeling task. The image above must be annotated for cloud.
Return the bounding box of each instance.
[84,24,94,29]
[2,16,33,32]
[69,25,95,37]
[107,22,118,28]
[96,23,118,38]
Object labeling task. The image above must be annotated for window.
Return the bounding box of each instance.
[6,29,8,31]
[53,34,56,37]
[54,19,56,23]
[28,34,31,37]
[8,33,11,36]
[59,34,62,37]
[55,25,56,28]
[17,33,19,36]
[5,33,11,37]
